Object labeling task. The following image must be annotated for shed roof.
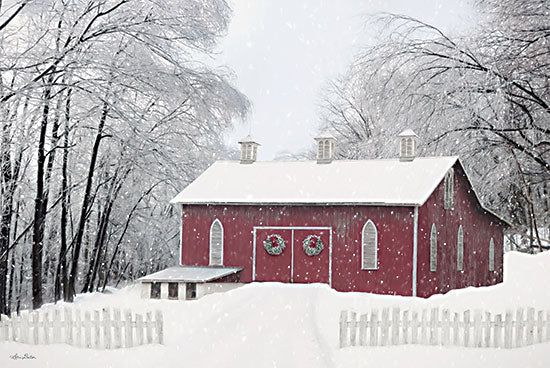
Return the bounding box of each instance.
[170,156,459,206]
[138,266,242,283]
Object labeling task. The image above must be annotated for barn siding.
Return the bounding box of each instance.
[181,205,415,296]
[416,163,504,297]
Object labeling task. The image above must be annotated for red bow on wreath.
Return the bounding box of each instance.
[270,236,278,246]
[309,237,317,248]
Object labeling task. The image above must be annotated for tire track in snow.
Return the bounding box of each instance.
[309,287,337,368]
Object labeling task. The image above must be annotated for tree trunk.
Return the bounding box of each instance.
[67,98,109,301]
[56,88,72,302]
[31,82,54,309]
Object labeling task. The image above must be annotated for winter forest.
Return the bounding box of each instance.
[0,0,548,320]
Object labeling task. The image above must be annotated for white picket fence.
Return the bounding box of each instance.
[340,307,550,349]
[0,307,163,349]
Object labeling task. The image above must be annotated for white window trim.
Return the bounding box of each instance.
[457,225,464,271]
[489,238,495,271]
[430,224,437,272]
[444,168,454,210]
[361,220,378,270]
[209,219,224,266]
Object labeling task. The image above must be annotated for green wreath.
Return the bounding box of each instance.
[264,234,285,255]
[303,235,323,256]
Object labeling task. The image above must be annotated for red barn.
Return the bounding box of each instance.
[157,130,507,299]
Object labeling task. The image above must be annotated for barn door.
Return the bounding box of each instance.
[292,229,330,284]
[254,229,292,282]
[254,227,331,285]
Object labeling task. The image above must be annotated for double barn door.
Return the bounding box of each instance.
[253,226,331,285]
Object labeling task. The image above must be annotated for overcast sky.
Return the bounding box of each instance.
[216,0,475,159]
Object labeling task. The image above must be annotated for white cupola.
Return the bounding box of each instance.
[314,131,336,164]
[238,135,260,164]
[398,129,418,161]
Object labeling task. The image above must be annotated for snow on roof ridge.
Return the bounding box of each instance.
[170,156,460,206]
[213,155,459,164]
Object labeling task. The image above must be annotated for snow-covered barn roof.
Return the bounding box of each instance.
[170,156,460,206]
[138,266,242,283]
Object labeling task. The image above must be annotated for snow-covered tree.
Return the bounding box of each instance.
[319,0,549,250]
[0,0,249,311]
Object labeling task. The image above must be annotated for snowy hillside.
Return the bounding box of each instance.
[2,251,550,368]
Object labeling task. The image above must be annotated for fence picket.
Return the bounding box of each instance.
[504,310,513,348]
[526,308,535,346]
[452,312,459,345]
[156,310,164,345]
[103,308,111,349]
[441,309,450,346]
[53,309,61,344]
[113,309,122,348]
[402,310,409,344]
[74,309,82,348]
[473,310,482,347]
[411,311,418,344]
[93,310,101,348]
[84,311,92,348]
[349,311,357,346]
[358,314,367,346]
[546,311,550,343]
[380,308,389,346]
[429,308,438,345]
[125,310,133,348]
[20,311,29,344]
[369,310,378,346]
[391,308,400,345]
[463,310,471,347]
[494,314,502,348]
[420,310,428,345]
[65,308,73,345]
[536,311,543,344]
[11,311,18,342]
[43,311,50,344]
[339,311,348,348]
[515,308,524,347]
[146,312,153,344]
[135,314,143,346]
[483,312,491,347]
[0,314,7,342]
[31,312,39,344]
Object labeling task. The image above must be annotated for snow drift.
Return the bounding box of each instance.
[1,251,550,368]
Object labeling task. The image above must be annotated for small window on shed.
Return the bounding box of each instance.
[361,220,378,270]
[444,168,454,210]
[489,238,495,271]
[186,283,197,299]
[209,219,223,266]
[168,282,178,300]
[150,283,161,299]
[457,225,464,271]
[430,224,437,272]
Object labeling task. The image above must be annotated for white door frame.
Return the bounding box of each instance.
[252,226,333,287]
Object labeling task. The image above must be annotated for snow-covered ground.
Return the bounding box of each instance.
[2,251,550,368]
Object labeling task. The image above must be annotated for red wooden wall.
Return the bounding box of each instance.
[181,205,415,295]
[416,163,504,297]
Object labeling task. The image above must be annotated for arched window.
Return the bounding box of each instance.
[457,225,464,271]
[209,219,223,266]
[444,168,454,210]
[489,238,495,271]
[361,220,378,270]
[323,140,330,159]
[430,224,437,272]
